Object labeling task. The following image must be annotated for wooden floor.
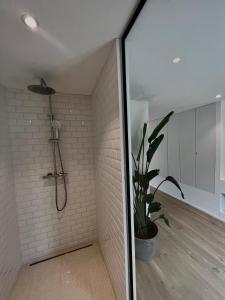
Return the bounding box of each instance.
[136,192,225,300]
[9,244,115,300]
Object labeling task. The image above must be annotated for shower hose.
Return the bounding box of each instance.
[51,140,68,211]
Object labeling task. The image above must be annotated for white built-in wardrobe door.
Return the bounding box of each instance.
[179,109,196,186]
[168,114,180,181]
[196,103,216,193]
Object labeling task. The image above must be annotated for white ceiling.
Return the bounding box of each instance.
[0,0,137,94]
[126,0,225,119]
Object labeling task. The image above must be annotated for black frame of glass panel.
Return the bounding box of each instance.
[121,0,148,299]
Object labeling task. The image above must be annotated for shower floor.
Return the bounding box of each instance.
[9,244,115,300]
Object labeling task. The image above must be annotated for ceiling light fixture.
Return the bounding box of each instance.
[215,94,222,99]
[21,14,39,31]
[172,57,181,64]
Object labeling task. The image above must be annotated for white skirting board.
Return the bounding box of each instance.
[151,176,224,222]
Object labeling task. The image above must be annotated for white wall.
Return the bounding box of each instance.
[7,89,96,263]
[0,85,21,300]
[149,102,225,221]
[92,39,129,300]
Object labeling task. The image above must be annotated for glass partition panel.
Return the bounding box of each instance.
[123,1,225,299]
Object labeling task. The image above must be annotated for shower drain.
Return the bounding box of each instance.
[29,243,93,266]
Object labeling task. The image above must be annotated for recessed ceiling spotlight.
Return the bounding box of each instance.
[21,14,39,31]
[215,94,222,99]
[172,57,181,64]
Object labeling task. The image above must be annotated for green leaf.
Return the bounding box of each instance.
[136,123,147,161]
[133,170,139,183]
[147,134,164,163]
[133,170,141,184]
[133,169,159,191]
[165,176,184,199]
[143,193,154,204]
[159,214,170,227]
[148,202,161,213]
[145,169,160,183]
[148,111,174,144]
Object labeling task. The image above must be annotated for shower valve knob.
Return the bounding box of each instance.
[43,172,67,179]
[43,173,53,179]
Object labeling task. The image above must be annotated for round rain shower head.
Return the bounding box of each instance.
[27,78,56,95]
[27,85,56,95]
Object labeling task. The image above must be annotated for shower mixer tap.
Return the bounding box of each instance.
[43,172,67,179]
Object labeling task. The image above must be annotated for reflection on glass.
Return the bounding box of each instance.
[124,0,225,299]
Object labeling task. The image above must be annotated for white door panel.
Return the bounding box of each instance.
[179,109,196,186]
[196,103,216,193]
[168,113,180,181]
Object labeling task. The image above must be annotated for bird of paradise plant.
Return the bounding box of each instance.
[132,111,184,239]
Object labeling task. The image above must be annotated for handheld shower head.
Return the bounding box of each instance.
[27,78,56,95]
[51,120,61,139]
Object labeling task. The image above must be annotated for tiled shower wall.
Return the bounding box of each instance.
[92,40,128,300]
[7,89,96,263]
[0,85,21,300]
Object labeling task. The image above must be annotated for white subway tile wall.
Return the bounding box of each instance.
[7,89,96,263]
[0,85,21,300]
[92,40,127,300]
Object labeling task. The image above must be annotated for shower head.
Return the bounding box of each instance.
[27,78,56,95]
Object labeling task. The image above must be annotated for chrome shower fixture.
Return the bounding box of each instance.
[28,78,56,95]
[51,119,61,140]
[27,78,68,211]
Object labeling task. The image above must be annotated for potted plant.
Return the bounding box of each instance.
[132,111,184,261]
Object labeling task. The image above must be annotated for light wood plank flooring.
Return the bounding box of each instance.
[9,244,115,300]
[136,192,225,300]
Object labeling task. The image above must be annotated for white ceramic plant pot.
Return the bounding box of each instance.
[135,234,158,262]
